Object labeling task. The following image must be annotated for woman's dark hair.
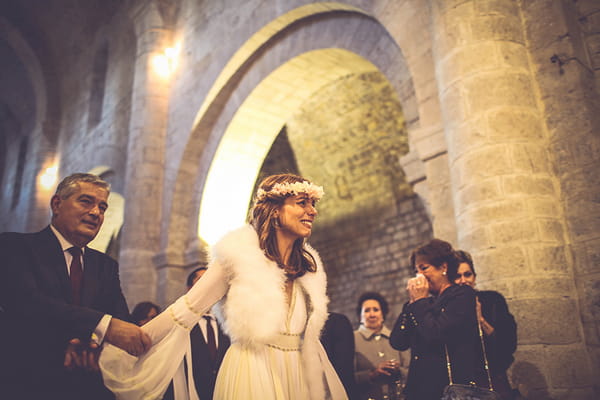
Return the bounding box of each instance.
[356,291,389,320]
[131,301,161,326]
[455,249,476,276]
[187,266,208,288]
[249,173,318,279]
[409,238,460,282]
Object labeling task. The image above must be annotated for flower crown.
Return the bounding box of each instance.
[256,181,324,202]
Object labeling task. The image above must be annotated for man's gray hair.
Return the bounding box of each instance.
[54,173,110,199]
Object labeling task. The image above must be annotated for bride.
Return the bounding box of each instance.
[99,173,347,400]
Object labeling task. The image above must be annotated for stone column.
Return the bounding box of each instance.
[401,124,458,244]
[119,1,170,308]
[26,119,59,232]
[432,1,594,398]
[520,1,600,392]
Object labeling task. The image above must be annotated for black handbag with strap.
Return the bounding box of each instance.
[440,303,502,400]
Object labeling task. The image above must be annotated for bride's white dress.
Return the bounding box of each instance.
[99,258,346,400]
[213,280,308,399]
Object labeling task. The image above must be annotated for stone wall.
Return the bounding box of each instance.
[313,195,432,328]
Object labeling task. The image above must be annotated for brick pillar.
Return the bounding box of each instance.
[119,1,170,308]
[432,1,594,398]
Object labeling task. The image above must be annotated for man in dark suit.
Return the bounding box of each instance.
[321,312,357,399]
[0,173,151,400]
[163,267,230,400]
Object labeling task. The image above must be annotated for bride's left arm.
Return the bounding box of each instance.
[143,260,229,343]
[99,260,229,400]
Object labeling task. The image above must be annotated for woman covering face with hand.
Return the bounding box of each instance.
[99,173,347,400]
[389,239,487,400]
[455,250,517,400]
[353,292,410,400]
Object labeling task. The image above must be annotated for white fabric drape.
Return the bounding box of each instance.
[100,263,227,400]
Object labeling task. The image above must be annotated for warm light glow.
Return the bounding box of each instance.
[39,165,58,190]
[199,149,261,246]
[152,43,181,78]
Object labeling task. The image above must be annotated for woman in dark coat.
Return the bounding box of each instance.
[390,239,486,400]
[455,250,517,399]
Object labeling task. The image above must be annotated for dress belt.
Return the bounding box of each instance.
[265,332,303,352]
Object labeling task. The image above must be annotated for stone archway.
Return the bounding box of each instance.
[160,3,437,318]
[165,6,419,258]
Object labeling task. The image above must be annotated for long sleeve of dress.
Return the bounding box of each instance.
[390,304,414,351]
[390,286,478,357]
[406,286,475,346]
[99,261,229,400]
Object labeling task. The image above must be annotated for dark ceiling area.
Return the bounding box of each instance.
[0,0,124,144]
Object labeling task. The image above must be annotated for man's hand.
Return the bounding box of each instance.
[64,338,100,371]
[105,318,152,356]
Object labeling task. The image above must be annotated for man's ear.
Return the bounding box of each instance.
[50,195,61,214]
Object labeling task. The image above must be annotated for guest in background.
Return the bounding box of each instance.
[322,311,357,398]
[455,250,517,399]
[354,292,409,400]
[390,239,486,400]
[131,301,161,326]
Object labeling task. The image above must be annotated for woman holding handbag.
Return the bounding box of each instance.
[389,239,487,400]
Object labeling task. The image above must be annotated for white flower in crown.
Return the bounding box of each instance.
[256,181,324,201]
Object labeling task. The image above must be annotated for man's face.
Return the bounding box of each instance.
[51,182,109,247]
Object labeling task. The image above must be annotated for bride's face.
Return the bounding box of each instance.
[276,194,317,239]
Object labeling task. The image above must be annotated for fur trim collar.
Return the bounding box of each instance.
[211,225,329,399]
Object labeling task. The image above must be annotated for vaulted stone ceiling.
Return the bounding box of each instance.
[0,0,123,141]
[0,0,124,192]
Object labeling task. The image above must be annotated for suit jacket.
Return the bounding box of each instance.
[390,285,486,400]
[162,318,230,400]
[190,317,230,400]
[321,312,357,399]
[477,290,517,374]
[0,226,130,400]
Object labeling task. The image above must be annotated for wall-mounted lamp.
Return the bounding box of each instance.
[39,165,58,190]
[550,53,593,76]
[152,42,181,78]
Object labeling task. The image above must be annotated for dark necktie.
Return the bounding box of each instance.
[203,315,217,363]
[68,247,83,305]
